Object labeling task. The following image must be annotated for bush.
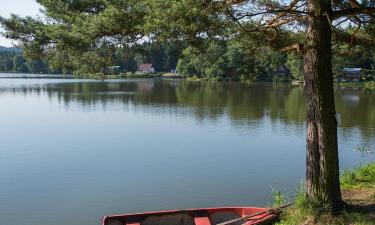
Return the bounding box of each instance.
[364,81,375,89]
[186,75,201,81]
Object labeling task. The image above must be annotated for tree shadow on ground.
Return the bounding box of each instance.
[343,187,375,222]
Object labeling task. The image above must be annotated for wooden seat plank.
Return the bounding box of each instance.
[195,211,211,225]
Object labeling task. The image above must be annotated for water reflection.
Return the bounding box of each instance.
[1,79,374,133]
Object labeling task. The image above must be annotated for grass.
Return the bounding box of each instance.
[276,196,373,225]
[186,76,230,82]
[336,80,375,89]
[271,187,286,207]
[341,163,375,189]
[274,162,375,225]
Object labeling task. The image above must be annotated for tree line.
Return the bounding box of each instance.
[1,39,374,81]
[0,51,51,73]
[0,42,181,75]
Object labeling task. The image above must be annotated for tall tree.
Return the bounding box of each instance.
[1,0,375,211]
[12,54,29,73]
[286,52,304,81]
[0,52,15,72]
[26,59,49,74]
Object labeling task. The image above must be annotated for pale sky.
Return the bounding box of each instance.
[0,0,42,47]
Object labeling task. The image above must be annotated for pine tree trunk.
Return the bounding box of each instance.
[303,0,342,210]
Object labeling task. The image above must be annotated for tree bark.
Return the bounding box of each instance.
[303,0,342,210]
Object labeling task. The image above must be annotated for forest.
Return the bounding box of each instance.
[1,37,374,82]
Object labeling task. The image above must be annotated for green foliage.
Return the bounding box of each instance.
[177,39,285,80]
[177,47,199,77]
[341,169,358,187]
[0,41,182,76]
[0,0,288,77]
[0,50,54,74]
[27,59,49,73]
[0,0,147,74]
[185,75,201,81]
[341,162,375,189]
[286,52,304,81]
[271,184,318,225]
[333,44,374,76]
[145,0,229,43]
[132,42,183,72]
[276,176,375,225]
[12,54,29,72]
[202,42,227,78]
[364,81,375,89]
[271,187,286,207]
[228,36,286,81]
[0,52,16,72]
[293,183,310,209]
[277,207,372,225]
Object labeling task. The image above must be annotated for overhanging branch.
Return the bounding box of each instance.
[331,7,375,19]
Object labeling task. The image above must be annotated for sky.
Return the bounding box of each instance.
[0,0,42,47]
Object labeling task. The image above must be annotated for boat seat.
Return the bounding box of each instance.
[126,216,140,225]
[194,211,211,225]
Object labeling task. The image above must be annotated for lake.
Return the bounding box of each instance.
[0,74,374,225]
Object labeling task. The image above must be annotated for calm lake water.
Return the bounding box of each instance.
[0,74,374,225]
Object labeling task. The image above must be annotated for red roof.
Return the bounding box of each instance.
[138,64,154,71]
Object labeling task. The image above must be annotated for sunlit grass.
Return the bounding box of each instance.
[274,162,375,225]
[341,162,375,189]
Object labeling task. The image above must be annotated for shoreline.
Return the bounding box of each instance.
[276,162,375,225]
[1,72,374,89]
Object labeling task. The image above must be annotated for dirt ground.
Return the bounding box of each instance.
[342,186,375,222]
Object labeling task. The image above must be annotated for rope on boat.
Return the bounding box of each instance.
[216,202,294,225]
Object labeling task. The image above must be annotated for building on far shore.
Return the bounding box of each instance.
[271,65,292,81]
[256,64,292,82]
[275,65,291,77]
[340,68,362,82]
[137,64,155,74]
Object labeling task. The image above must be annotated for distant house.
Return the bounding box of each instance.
[257,65,291,81]
[342,68,362,81]
[109,66,121,74]
[275,65,291,77]
[270,65,291,81]
[137,64,155,74]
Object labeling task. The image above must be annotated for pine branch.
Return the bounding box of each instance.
[331,7,375,19]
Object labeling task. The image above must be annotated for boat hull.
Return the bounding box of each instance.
[103,207,278,225]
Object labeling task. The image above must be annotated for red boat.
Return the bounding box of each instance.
[102,206,279,225]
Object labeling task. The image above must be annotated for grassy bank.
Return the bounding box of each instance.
[336,81,375,89]
[275,162,375,225]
